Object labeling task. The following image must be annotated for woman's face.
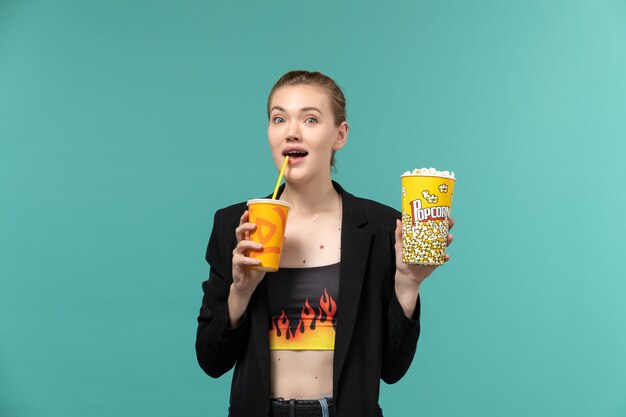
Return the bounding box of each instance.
[268,85,347,184]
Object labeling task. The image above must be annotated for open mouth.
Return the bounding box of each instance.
[282,150,309,160]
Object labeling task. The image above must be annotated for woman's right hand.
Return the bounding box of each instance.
[231,210,267,295]
[227,210,266,327]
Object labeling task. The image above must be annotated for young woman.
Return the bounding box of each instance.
[196,70,454,417]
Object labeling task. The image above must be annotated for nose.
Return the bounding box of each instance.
[285,120,301,142]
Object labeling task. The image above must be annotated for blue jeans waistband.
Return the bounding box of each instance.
[271,397,333,417]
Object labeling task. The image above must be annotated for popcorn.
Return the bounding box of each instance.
[402,167,455,179]
[421,190,438,204]
[401,212,449,265]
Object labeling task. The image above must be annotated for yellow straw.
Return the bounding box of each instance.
[272,156,289,199]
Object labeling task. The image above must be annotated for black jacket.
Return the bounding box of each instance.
[196,182,421,417]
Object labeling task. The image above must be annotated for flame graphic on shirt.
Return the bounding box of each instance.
[269,288,337,350]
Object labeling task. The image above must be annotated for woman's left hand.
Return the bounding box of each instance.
[394,217,455,289]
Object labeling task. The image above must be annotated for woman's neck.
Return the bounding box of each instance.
[279,179,339,216]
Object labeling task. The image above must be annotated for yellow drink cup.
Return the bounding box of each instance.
[401,173,455,265]
[247,199,291,272]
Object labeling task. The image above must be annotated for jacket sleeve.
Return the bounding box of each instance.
[381,220,421,384]
[195,208,251,378]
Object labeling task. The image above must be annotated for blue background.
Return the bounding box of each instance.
[1,1,625,416]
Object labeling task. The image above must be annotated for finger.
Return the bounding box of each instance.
[448,217,455,230]
[238,240,263,252]
[233,253,262,268]
[235,211,250,241]
[232,240,262,258]
[236,222,256,234]
[395,219,402,246]
[394,220,404,262]
[446,233,454,247]
[235,222,257,242]
[239,210,249,226]
[444,253,451,262]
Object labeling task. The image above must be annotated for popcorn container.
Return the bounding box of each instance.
[247,199,291,272]
[401,170,455,265]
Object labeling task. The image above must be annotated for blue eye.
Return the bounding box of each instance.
[273,117,285,124]
[305,117,317,124]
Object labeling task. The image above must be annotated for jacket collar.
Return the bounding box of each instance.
[332,181,373,397]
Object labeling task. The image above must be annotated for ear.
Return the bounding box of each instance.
[333,121,349,151]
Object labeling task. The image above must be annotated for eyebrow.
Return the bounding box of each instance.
[270,106,322,114]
